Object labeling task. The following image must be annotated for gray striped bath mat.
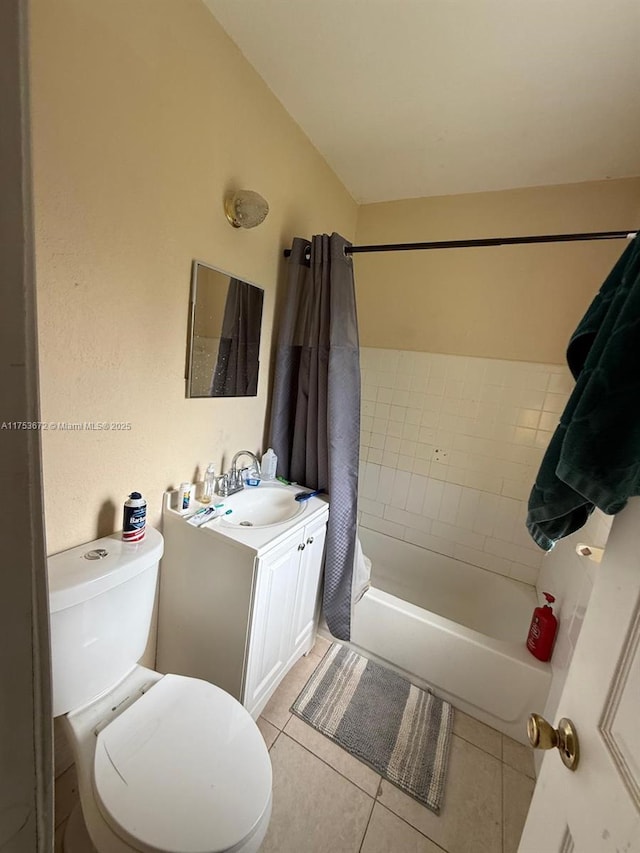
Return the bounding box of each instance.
[291,644,453,814]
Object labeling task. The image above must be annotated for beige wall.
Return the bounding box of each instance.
[30,0,357,554]
[355,179,640,363]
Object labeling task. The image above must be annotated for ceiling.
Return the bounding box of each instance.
[205,0,640,204]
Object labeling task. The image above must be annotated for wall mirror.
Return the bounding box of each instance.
[186,260,264,398]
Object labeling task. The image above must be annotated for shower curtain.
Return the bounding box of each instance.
[210,278,263,397]
[269,233,360,641]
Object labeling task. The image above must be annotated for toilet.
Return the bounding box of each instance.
[48,527,272,853]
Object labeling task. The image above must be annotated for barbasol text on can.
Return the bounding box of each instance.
[122,491,146,542]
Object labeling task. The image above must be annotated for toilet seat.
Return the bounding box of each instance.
[93,674,272,853]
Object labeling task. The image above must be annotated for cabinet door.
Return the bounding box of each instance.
[243,531,300,717]
[291,514,328,657]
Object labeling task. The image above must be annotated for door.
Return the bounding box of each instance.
[519,498,640,851]
[243,530,300,716]
[0,2,53,849]
[290,514,328,657]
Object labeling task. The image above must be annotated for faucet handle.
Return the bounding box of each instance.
[215,473,229,496]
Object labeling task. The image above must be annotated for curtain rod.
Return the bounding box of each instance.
[283,229,637,258]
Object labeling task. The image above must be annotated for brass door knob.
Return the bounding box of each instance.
[527,713,579,771]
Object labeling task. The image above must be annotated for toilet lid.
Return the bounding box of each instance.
[93,674,272,853]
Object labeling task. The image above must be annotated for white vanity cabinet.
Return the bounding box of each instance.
[243,512,327,715]
[156,489,328,719]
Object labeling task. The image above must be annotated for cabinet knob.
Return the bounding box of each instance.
[298,543,306,551]
[307,537,314,545]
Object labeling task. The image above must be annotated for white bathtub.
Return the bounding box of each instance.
[351,528,551,744]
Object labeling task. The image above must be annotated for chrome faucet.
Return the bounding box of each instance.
[216,450,261,497]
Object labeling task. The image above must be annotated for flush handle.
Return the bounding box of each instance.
[527,713,579,771]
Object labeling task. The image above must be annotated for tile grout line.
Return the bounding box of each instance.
[450,730,504,765]
[279,726,454,852]
[453,725,536,779]
[261,710,293,732]
[276,731,382,800]
[502,762,536,781]
[373,801,450,853]
[356,793,377,853]
[452,730,502,761]
[267,726,284,752]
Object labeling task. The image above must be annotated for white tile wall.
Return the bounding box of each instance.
[359,346,615,761]
[359,348,574,585]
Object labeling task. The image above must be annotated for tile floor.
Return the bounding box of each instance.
[55,636,535,853]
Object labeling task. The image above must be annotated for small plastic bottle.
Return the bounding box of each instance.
[243,462,261,487]
[261,448,277,480]
[177,482,192,512]
[201,463,216,504]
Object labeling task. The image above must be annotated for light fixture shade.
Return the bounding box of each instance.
[224,190,269,229]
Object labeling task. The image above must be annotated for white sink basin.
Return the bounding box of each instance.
[220,485,306,529]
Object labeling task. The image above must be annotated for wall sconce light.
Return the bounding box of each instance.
[224,190,269,229]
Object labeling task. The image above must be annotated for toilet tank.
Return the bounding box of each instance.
[48,527,164,716]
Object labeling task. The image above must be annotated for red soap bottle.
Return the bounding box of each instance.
[526,592,558,662]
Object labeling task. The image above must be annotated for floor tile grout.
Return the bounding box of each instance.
[451,728,535,781]
[450,732,535,781]
[502,762,535,781]
[374,800,450,853]
[451,729,501,761]
[274,717,507,853]
[275,730,381,799]
[268,726,284,752]
[356,793,377,853]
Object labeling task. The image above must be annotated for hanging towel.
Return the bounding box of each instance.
[527,234,640,550]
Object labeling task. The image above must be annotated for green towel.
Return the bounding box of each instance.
[527,234,640,550]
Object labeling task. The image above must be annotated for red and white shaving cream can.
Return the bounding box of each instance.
[122,491,146,542]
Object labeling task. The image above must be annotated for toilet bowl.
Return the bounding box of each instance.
[63,666,271,853]
[48,528,272,853]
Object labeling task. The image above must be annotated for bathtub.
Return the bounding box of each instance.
[350,528,551,744]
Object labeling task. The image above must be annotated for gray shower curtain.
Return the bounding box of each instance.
[269,233,360,641]
[211,278,263,397]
